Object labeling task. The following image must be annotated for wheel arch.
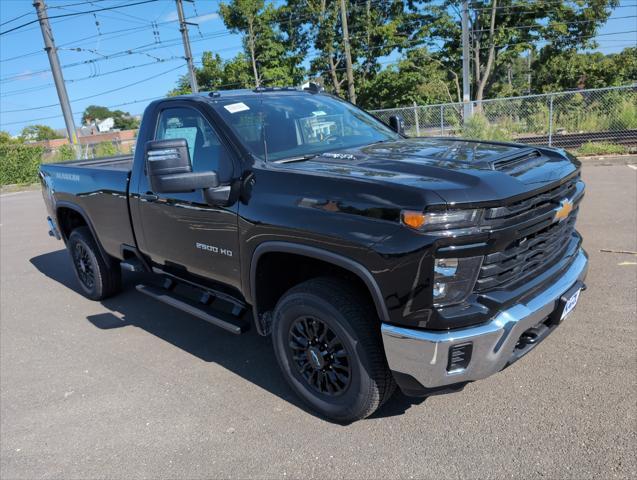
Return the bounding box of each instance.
[55,202,111,265]
[249,241,389,336]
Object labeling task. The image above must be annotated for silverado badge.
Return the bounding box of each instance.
[554,198,573,223]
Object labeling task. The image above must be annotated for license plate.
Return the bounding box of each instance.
[560,288,581,321]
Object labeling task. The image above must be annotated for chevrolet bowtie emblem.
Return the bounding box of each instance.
[554,198,573,223]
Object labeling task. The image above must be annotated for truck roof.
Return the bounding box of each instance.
[171,86,321,101]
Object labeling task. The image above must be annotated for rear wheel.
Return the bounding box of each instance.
[68,227,121,300]
[272,277,395,422]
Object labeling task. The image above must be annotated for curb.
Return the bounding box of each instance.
[0,183,40,195]
[577,154,637,166]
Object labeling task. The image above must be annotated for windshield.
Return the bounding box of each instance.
[212,93,400,162]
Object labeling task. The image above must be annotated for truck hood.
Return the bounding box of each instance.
[279,137,579,206]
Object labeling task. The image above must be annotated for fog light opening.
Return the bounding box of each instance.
[447,343,473,373]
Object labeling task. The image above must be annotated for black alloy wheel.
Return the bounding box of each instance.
[68,226,121,301]
[72,241,95,290]
[272,277,396,423]
[288,316,351,396]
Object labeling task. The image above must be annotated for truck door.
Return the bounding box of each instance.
[134,103,242,291]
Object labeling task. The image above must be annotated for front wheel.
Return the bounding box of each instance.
[68,227,121,300]
[272,277,395,422]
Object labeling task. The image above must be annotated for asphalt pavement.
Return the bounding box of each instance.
[1,164,635,479]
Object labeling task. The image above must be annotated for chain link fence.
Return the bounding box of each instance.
[370,85,637,151]
[40,135,136,162]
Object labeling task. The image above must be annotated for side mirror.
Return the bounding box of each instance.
[146,138,219,193]
[388,115,405,135]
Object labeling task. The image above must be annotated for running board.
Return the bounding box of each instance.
[136,284,247,335]
[121,258,146,272]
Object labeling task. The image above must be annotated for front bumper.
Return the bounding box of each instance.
[381,247,589,395]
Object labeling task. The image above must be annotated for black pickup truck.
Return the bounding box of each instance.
[40,87,588,422]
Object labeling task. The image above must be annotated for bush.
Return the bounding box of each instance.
[52,144,76,162]
[609,98,637,130]
[462,114,512,141]
[0,144,45,185]
[93,141,118,158]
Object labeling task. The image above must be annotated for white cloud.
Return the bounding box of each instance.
[190,12,219,23]
[163,10,178,22]
[12,70,50,82]
[163,10,219,23]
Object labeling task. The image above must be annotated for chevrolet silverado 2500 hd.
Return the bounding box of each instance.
[40,88,588,422]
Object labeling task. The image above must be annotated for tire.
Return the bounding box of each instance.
[272,277,396,423]
[68,226,121,300]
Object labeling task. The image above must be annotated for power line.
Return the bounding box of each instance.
[471,15,637,34]
[0,0,160,36]
[0,11,33,27]
[0,25,238,82]
[2,43,241,99]
[0,0,385,62]
[1,0,633,124]
[473,29,637,51]
[0,95,161,127]
[48,0,110,10]
[1,64,183,114]
[469,0,637,11]
[0,8,436,81]
[0,23,155,63]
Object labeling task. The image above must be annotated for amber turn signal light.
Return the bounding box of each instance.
[401,211,426,229]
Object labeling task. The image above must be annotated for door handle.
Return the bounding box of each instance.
[140,193,159,202]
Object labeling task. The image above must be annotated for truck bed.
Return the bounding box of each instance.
[40,155,136,259]
[46,155,133,172]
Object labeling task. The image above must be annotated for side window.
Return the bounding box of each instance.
[155,107,231,177]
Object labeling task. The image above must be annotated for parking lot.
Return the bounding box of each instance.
[1,163,635,479]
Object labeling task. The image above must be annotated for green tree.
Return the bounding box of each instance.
[288,0,427,98]
[533,47,637,92]
[219,0,306,87]
[169,52,253,95]
[20,124,62,141]
[0,131,21,144]
[420,0,619,102]
[222,53,255,88]
[358,48,459,109]
[81,105,139,130]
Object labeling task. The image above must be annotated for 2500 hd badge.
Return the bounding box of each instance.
[196,242,233,257]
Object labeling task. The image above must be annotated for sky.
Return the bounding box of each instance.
[0,0,636,135]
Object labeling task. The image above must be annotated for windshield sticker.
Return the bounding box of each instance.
[224,102,250,114]
[323,152,357,160]
[312,110,327,116]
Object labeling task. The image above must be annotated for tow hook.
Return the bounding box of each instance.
[517,324,550,349]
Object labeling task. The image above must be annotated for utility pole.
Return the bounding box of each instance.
[461,0,472,123]
[527,49,532,94]
[175,0,198,93]
[33,0,79,153]
[339,0,356,104]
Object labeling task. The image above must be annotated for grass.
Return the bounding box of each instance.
[575,142,630,156]
[461,114,512,141]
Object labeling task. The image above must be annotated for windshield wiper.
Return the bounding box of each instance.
[275,154,320,164]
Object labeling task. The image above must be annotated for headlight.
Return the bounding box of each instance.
[401,209,482,236]
[433,256,482,306]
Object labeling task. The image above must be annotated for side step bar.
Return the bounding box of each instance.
[136,284,247,335]
[121,258,146,273]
